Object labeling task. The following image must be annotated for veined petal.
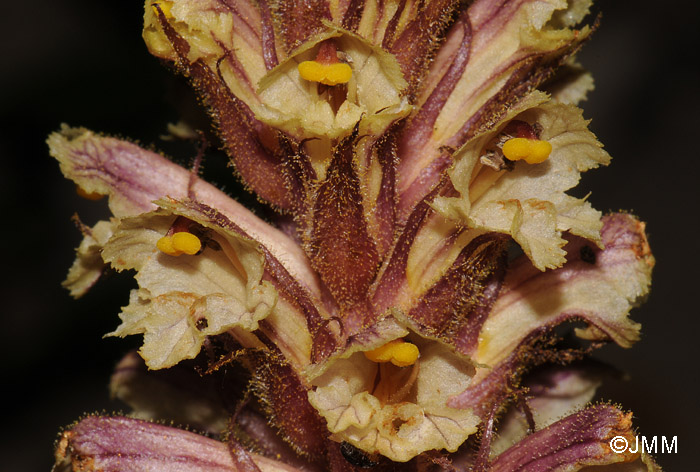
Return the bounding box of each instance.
[104,200,279,369]
[51,126,337,369]
[63,219,115,298]
[490,405,645,471]
[307,337,480,462]
[398,0,594,219]
[372,191,508,356]
[473,213,653,374]
[55,416,303,472]
[144,0,268,109]
[145,2,299,210]
[256,27,410,142]
[433,94,610,270]
[543,58,595,105]
[49,126,321,298]
[371,189,439,313]
[375,206,507,354]
[491,364,603,456]
[384,0,460,93]
[402,230,508,355]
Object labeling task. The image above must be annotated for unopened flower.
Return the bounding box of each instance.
[52,0,659,470]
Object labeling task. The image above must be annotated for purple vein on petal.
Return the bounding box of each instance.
[261,244,340,363]
[405,234,506,349]
[489,405,639,471]
[373,132,399,258]
[399,18,472,156]
[218,0,264,43]
[448,323,554,417]
[396,17,472,218]
[380,0,407,48]
[257,0,279,69]
[341,0,365,31]
[155,8,298,210]
[56,416,249,471]
[387,0,460,94]
[371,183,444,312]
[275,0,332,51]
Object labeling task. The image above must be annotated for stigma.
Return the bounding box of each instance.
[157,232,202,256]
[151,1,174,18]
[502,137,552,164]
[364,339,419,367]
[298,41,352,86]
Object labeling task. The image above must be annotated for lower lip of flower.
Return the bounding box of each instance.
[307,336,480,461]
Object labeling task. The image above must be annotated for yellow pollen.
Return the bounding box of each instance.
[502,137,552,164]
[75,185,104,201]
[298,61,352,86]
[156,235,177,255]
[364,339,419,367]
[157,232,201,256]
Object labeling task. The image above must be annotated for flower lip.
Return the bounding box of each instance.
[255,26,411,140]
[307,333,479,462]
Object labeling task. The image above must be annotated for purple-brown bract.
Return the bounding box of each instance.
[51,0,660,470]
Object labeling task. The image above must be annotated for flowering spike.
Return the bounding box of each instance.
[51,0,659,469]
[502,137,553,164]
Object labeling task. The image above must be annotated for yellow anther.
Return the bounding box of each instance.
[171,232,201,255]
[75,185,104,201]
[157,232,201,256]
[364,339,420,367]
[502,137,552,164]
[298,61,352,86]
[364,343,394,363]
[157,235,178,255]
[152,1,174,18]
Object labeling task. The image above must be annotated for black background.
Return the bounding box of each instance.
[1,1,698,470]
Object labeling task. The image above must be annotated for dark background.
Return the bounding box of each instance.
[1,1,697,470]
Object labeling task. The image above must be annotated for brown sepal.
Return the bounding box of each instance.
[153,7,297,210]
[274,0,332,51]
[385,0,461,96]
[249,349,328,464]
[405,233,508,355]
[308,133,380,310]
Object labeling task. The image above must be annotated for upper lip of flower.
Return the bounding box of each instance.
[51,0,655,466]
